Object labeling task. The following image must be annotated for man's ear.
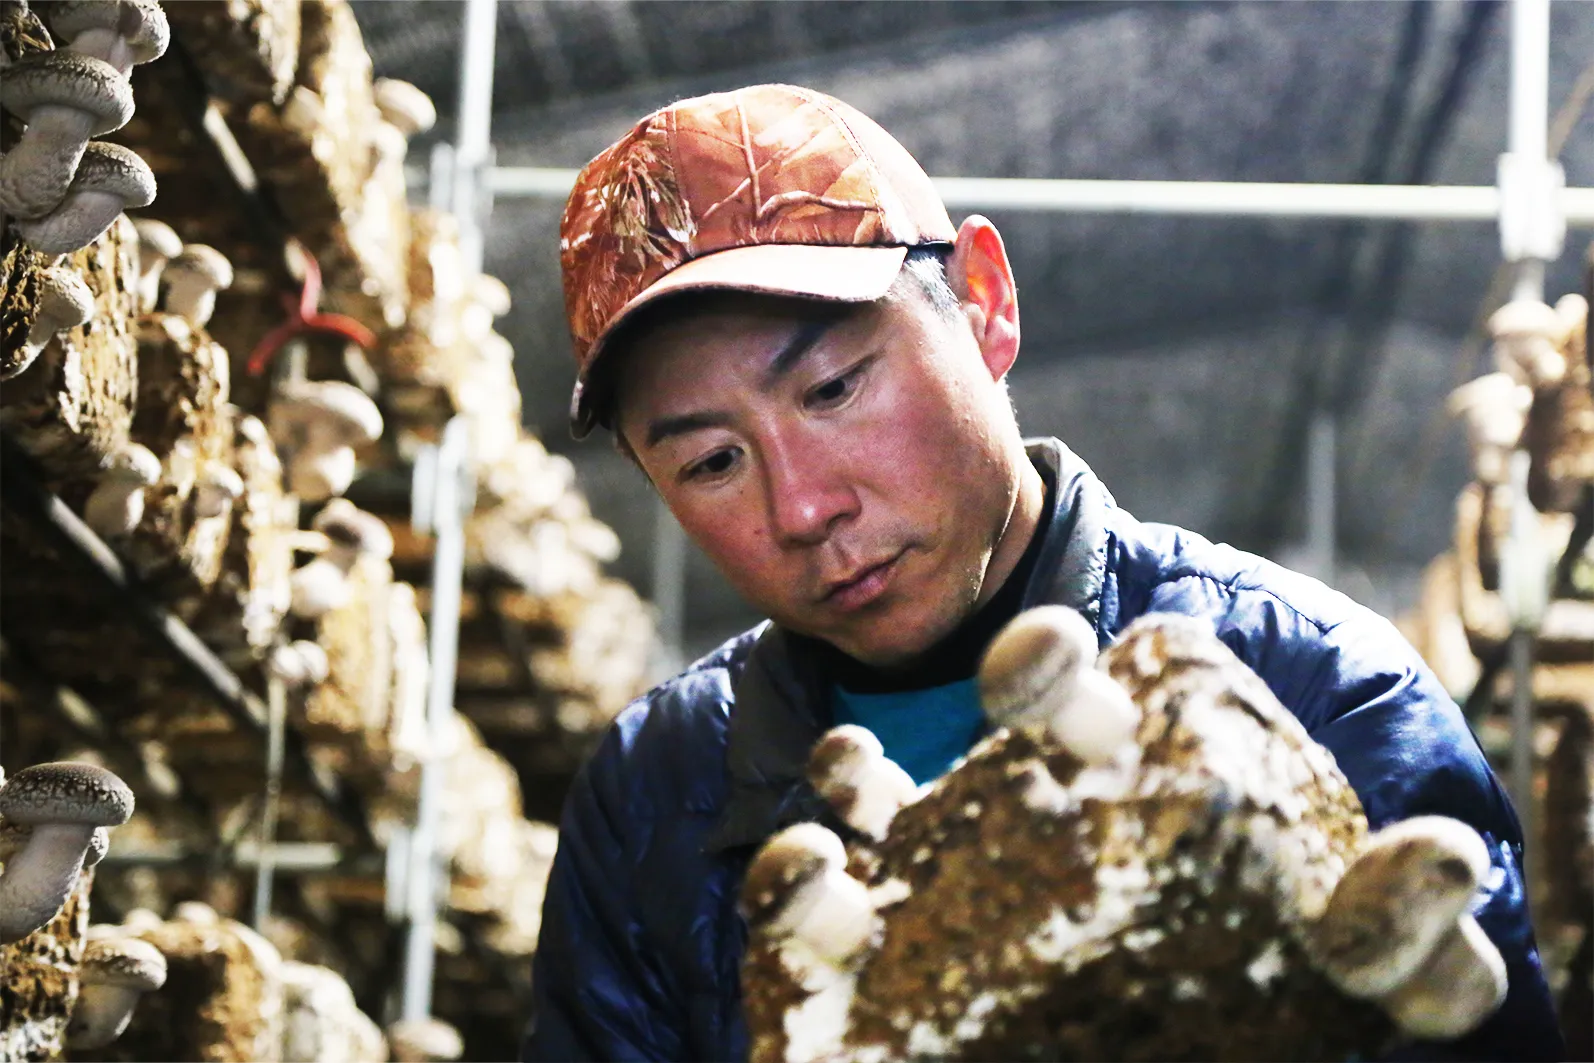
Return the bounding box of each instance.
[946,215,1020,381]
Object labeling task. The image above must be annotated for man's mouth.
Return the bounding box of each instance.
[821,551,905,612]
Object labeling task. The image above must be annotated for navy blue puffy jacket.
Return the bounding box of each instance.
[524,440,1564,1062]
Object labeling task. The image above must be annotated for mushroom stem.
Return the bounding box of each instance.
[66,981,141,1048]
[1380,915,1507,1040]
[0,821,94,942]
[0,104,96,218]
[65,27,140,74]
[777,867,879,965]
[288,430,359,502]
[84,478,146,538]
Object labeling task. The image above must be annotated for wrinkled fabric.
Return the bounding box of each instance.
[524,439,1563,1062]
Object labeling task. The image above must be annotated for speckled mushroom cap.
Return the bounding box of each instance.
[276,379,385,444]
[0,762,134,828]
[168,244,235,289]
[133,217,182,260]
[69,140,157,206]
[47,0,170,66]
[373,78,438,137]
[0,51,134,134]
[739,822,846,927]
[312,498,395,558]
[36,266,96,330]
[80,935,167,989]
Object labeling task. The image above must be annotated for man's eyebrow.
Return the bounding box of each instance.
[759,316,839,390]
[645,410,732,449]
[643,317,841,449]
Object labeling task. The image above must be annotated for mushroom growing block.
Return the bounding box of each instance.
[0,856,94,1061]
[0,761,134,943]
[161,0,301,106]
[740,610,1506,1062]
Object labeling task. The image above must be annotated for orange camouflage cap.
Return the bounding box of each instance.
[560,83,956,438]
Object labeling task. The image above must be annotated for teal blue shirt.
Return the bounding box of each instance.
[830,678,989,786]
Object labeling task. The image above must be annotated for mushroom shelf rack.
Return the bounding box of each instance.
[0,2,657,1061]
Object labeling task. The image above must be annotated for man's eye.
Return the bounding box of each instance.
[684,448,738,481]
[807,362,867,408]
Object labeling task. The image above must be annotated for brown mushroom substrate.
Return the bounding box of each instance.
[189,416,297,661]
[0,870,91,1063]
[0,215,139,481]
[743,628,1392,1062]
[0,231,50,380]
[162,0,301,107]
[223,0,407,332]
[297,553,405,794]
[1523,305,1594,513]
[79,913,285,1063]
[122,315,238,609]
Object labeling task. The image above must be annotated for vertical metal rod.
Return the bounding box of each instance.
[652,496,688,676]
[252,673,287,930]
[401,418,471,1022]
[1501,0,1551,833]
[1305,412,1337,585]
[454,0,498,273]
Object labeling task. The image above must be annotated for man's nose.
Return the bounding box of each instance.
[764,443,858,546]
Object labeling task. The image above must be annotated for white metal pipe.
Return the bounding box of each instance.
[1509,0,1550,163]
[483,166,1594,223]
[454,0,499,273]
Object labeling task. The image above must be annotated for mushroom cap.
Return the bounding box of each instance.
[387,1017,464,1061]
[168,243,234,289]
[373,78,437,137]
[47,1,170,65]
[0,51,134,134]
[1489,299,1567,342]
[132,217,181,260]
[275,379,384,444]
[37,266,95,329]
[0,762,134,828]
[80,935,167,990]
[471,274,512,317]
[311,498,394,558]
[71,140,157,206]
[199,462,245,497]
[740,822,848,927]
[979,605,1099,722]
[106,443,162,485]
[807,725,884,791]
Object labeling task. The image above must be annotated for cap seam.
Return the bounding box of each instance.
[789,85,910,243]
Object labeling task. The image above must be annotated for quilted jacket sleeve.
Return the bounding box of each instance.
[1144,562,1564,1061]
[523,717,686,1062]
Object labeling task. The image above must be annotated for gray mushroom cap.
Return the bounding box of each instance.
[168,243,235,289]
[0,50,134,134]
[35,266,95,332]
[275,379,385,444]
[312,498,394,558]
[0,762,134,828]
[105,443,162,485]
[14,141,157,256]
[48,1,171,68]
[133,217,181,260]
[80,935,167,989]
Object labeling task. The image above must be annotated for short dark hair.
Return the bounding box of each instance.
[600,243,960,456]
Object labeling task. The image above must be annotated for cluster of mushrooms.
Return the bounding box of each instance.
[0,760,169,1051]
[739,607,1508,1062]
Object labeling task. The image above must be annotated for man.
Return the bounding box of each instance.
[525,84,1563,1061]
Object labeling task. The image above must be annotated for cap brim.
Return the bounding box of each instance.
[570,243,910,438]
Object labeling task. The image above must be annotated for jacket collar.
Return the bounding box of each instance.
[704,438,1115,853]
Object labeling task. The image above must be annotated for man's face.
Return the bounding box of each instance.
[615,281,1027,666]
